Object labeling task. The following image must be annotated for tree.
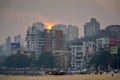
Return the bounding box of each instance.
[90,51,112,69]
[110,50,120,69]
[37,52,54,68]
[90,49,120,69]
[29,51,38,67]
[0,55,7,67]
[2,53,32,68]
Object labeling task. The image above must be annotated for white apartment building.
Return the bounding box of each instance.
[70,45,85,69]
[96,37,110,52]
[26,22,45,57]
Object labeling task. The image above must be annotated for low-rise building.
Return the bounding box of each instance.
[83,41,95,63]
[70,44,85,69]
[96,37,110,53]
[52,50,70,69]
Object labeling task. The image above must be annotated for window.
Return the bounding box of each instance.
[76,52,83,56]
[76,57,82,59]
[76,61,81,63]
[31,39,34,41]
[89,43,91,47]
[76,47,82,51]
[30,34,35,36]
[52,31,56,37]
[72,50,75,53]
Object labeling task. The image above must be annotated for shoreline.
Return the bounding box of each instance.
[0,73,120,80]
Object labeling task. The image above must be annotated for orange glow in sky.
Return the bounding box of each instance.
[44,20,55,30]
[46,22,53,30]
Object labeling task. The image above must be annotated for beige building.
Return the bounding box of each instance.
[83,41,95,63]
[52,50,70,69]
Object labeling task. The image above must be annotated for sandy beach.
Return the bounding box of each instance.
[0,73,120,80]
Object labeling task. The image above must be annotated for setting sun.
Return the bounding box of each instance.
[44,21,55,30]
[46,23,53,30]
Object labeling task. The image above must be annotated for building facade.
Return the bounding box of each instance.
[0,44,4,56]
[96,37,110,53]
[70,44,85,69]
[5,36,11,55]
[67,25,79,42]
[84,18,100,37]
[52,24,67,48]
[52,50,70,69]
[26,22,45,57]
[52,24,67,35]
[83,41,95,63]
[44,29,64,52]
[105,25,120,48]
[14,35,22,47]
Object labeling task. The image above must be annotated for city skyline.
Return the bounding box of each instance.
[0,0,120,44]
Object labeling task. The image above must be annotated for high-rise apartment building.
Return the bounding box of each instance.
[52,24,67,35]
[67,25,79,42]
[105,25,120,47]
[52,24,67,47]
[44,29,64,52]
[5,36,11,55]
[84,18,100,37]
[26,22,45,57]
[0,44,4,56]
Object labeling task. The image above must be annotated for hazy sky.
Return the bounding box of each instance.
[0,0,120,44]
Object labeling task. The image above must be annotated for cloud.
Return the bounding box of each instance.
[0,9,59,44]
[3,9,58,27]
[95,0,120,13]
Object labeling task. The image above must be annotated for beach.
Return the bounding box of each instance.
[0,73,120,80]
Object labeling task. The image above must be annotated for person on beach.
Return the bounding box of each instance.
[111,71,114,77]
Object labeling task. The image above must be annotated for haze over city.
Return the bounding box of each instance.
[0,0,120,44]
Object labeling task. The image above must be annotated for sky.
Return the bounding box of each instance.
[0,0,120,45]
